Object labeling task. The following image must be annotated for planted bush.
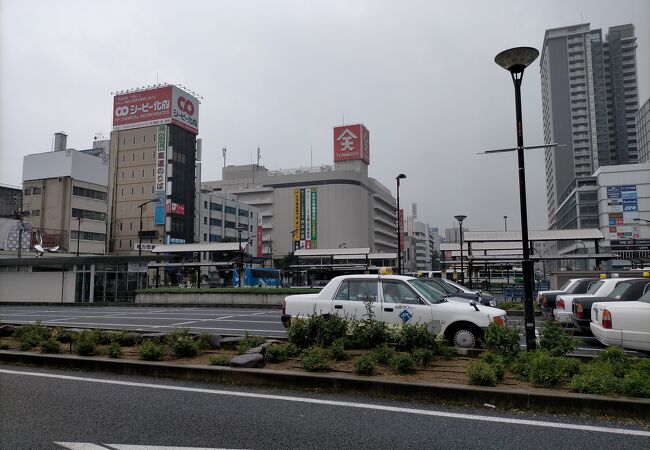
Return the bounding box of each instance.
[483,323,520,359]
[287,315,347,349]
[236,334,267,354]
[412,348,435,368]
[529,352,566,387]
[349,319,390,349]
[353,355,377,376]
[301,347,332,372]
[111,331,136,347]
[480,351,507,381]
[264,344,289,363]
[208,355,231,366]
[396,324,436,353]
[596,346,631,378]
[54,328,74,344]
[621,372,650,398]
[40,338,61,354]
[570,363,620,395]
[539,319,577,357]
[139,340,166,361]
[373,344,397,365]
[466,361,497,387]
[512,350,543,380]
[73,331,97,356]
[106,342,123,359]
[390,352,416,374]
[329,338,347,361]
[90,330,112,345]
[166,329,198,358]
[195,333,212,351]
[16,323,51,350]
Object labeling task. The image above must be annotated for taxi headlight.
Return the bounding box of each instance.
[492,315,507,327]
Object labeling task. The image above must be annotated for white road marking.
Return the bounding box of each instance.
[3,369,649,438]
[55,443,242,450]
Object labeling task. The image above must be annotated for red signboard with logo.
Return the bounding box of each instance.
[257,225,263,257]
[113,85,199,134]
[333,124,370,164]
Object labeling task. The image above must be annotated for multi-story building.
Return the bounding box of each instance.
[196,190,259,250]
[0,183,21,218]
[637,97,650,163]
[404,219,435,272]
[203,124,397,262]
[108,85,200,253]
[541,23,639,234]
[22,133,109,255]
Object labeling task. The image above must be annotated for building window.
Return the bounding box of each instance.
[143,152,145,160]
[73,186,107,201]
[142,169,145,177]
[119,223,122,231]
[141,186,144,194]
[121,171,124,179]
[250,212,253,218]
[31,210,40,216]
[131,187,134,195]
[250,225,253,232]
[225,206,236,215]
[132,137,135,144]
[129,239,132,248]
[204,201,208,209]
[119,240,122,248]
[24,188,31,195]
[209,234,221,242]
[203,217,207,225]
[72,208,106,222]
[210,202,222,211]
[130,222,133,230]
[32,187,41,194]
[122,154,125,162]
[131,170,134,178]
[71,230,106,241]
[132,153,135,161]
[151,186,154,193]
[203,233,207,241]
[238,209,248,217]
[210,218,222,227]
[225,220,236,229]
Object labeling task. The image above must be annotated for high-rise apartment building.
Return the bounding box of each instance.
[541,23,639,233]
[108,85,200,253]
[637,97,650,163]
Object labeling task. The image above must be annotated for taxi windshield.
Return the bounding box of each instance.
[408,279,446,304]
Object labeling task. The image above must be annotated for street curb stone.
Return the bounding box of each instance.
[0,350,648,419]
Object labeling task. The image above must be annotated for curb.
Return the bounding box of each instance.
[0,302,282,308]
[1,350,648,419]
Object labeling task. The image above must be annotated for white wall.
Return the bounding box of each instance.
[23,150,108,185]
[0,271,75,303]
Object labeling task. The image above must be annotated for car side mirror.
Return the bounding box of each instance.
[469,300,479,311]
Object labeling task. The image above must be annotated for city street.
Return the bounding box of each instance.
[1,364,649,449]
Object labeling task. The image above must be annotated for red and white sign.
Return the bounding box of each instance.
[399,209,404,251]
[257,225,263,257]
[333,124,370,164]
[165,199,185,216]
[113,85,199,134]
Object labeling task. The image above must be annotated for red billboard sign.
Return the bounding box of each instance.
[333,124,370,164]
[113,85,199,134]
[257,225,263,257]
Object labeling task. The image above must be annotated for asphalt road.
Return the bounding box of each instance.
[0,305,286,337]
[1,364,649,450]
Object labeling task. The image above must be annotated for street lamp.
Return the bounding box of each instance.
[503,215,508,231]
[237,224,247,287]
[396,174,406,274]
[577,240,587,270]
[495,46,539,351]
[75,214,85,257]
[138,199,157,256]
[454,215,467,284]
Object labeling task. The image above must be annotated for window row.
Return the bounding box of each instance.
[23,187,41,195]
[72,208,106,222]
[73,186,107,201]
[71,230,106,242]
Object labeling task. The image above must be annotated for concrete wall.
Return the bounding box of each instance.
[136,292,286,306]
[0,271,75,303]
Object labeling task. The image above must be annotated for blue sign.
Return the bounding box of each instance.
[398,309,412,323]
[607,186,622,198]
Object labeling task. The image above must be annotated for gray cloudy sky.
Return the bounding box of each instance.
[1,0,648,232]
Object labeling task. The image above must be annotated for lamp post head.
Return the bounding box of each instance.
[454,215,467,224]
[495,47,539,74]
[396,173,406,180]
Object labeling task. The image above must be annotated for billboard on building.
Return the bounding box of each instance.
[112,85,199,134]
[607,184,639,239]
[399,209,404,250]
[333,124,370,164]
[257,225,263,257]
[154,125,167,225]
[293,188,317,250]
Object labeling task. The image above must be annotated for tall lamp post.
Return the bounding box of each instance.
[138,199,157,256]
[495,46,539,351]
[75,214,86,257]
[454,215,467,284]
[237,224,247,287]
[503,215,508,231]
[396,174,406,274]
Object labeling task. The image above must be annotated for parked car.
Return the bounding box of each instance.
[590,290,650,352]
[536,278,598,315]
[553,278,640,324]
[418,277,496,307]
[571,279,650,334]
[281,274,508,349]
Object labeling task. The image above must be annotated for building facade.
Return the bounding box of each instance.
[22,142,109,255]
[541,23,639,232]
[203,124,397,260]
[196,191,259,251]
[0,183,21,218]
[108,85,200,253]
[637,97,650,163]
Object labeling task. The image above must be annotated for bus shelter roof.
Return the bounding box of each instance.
[462,229,604,243]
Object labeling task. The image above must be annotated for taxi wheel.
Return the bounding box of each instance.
[445,324,482,349]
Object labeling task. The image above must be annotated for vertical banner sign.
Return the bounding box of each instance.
[154,125,167,225]
[305,188,312,249]
[257,225,263,257]
[311,188,317,249]
[300,189,306,249]
[293,189,300,250]
[399,209,405,251]
[607,185,639,239]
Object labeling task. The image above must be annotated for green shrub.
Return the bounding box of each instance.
[208,355,231,366]
[570,363,620,396]
[284,343,301,357]
[264,344,289,363]
[106,342,123,358]
[89,330,111,345]
[480,351,507,381]
[412,348,435,368]
[466,361,497,386]
[512,350,543,380]
[16,322,51,350]
[195,333,212,351]
[596,346,631,378]
[390,352,417,374]
[0,342,9,350]
[111,331,136,347]
[73,332,97,356]
[633,358,650,377]
[236,334,267,355]
[500,301,515,310]
[40,338,61,354]
[396,324,436,353]
[353,355,377,376]
[18,332,42,351]
[349,319,390,349]
[287,315,348,349]
[139,340,166,361]
[373,344,397,365]
[539,319,576,357]
[286,318,312,348]
[621,372,650,398]
[166,329,198,358]
[483,323,520,359]
[329,338,347,361]
[432,340,457,360]
[529,352,566,387]
[301,347,332,372]
[561,357,582,378]
[53,328,74,343]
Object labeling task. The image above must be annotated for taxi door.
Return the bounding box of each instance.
[331,278,381,321]
[379,280,433,325]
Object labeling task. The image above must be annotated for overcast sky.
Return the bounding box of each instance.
[1,0,648,233]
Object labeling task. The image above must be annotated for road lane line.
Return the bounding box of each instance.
[2,369,649,438]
